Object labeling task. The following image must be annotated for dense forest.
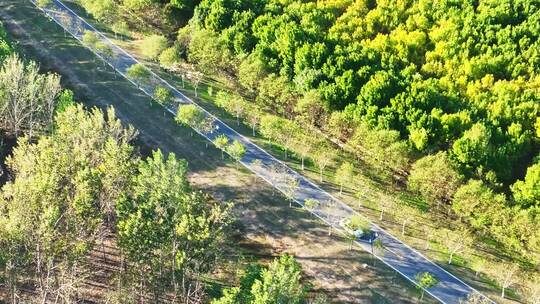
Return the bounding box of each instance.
[191,0,540,192]
[0,22,322,303]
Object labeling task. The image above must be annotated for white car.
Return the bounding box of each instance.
[339,218,365,238]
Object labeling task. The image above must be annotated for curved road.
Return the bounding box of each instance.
[29,1,494,303]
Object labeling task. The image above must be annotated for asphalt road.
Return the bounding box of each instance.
[29,1,495,303]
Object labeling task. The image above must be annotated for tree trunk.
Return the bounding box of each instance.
[252,125,256,136]
[448,252,454,264]
[320,168,323,182]
[301,157,305,170]
[401,220,407,236]
[380,209,384,221]
[501,287,505,299]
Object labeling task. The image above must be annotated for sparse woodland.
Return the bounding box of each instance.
[0,23,317,304]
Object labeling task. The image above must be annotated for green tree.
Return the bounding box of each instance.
[212,255,309,304]
[312,145,334,182]
[335,162,354,194]
[0,25,13,62]
[303,198,319,212]
[487,262,520,299]
[226,140,246,168]
[111,20,130,40]
[153,85,174,105]
[175,104,204,134]
[188,28,234,74]
[259,114,301,159]
[251,255,306,304]
[122,0,152,11]
[245,104,262,136]
[80,0,117,22]
[344,232,357,250]
[511,161,540,208]
[126,63,151,88]
[451,123,491,175]
[292,134,315,171]
[0,54,61,136]
[294,90,327,127]
[216,91,246,125]
[82,30,100,49]
[452,180,506,231]
[282,173,300,208]
[415,272,438,301]
[439,227,473,265]
[117,149,230,300]
[238,54,267,93]
[159,46,181,71]
[95,41,114,63]
[0,104,136,302]
[212,287,241,304]
[397,204,416,236]
[213,134,229,160]
[140,34,168,61]
[36,0,52,8]
[349,124,410,175]
[408,152,461,207]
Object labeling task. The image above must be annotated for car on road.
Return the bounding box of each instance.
[339,218,366,239]
[339,217,379,243]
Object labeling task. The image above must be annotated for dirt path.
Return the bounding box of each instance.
[0,1,432,303]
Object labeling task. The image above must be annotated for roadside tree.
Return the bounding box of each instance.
[312,145,334,182]
[282,173,300,207]
[140,34,168,61]
[408,152,462,208]
[415,272,438,301]
[153,85,174,105]
[213,134,229,160]
[175,104,205,136]
[159,47,181,71]
[488,262,520,299]
[82,30,99,49]
[126,63,151,88]
[440,227,472,265]
[226,140,246,168]
[335,162,354,194]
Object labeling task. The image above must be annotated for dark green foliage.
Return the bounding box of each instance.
[0,23,12,61]
[212,254,309,304]
[191,0,540,189]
